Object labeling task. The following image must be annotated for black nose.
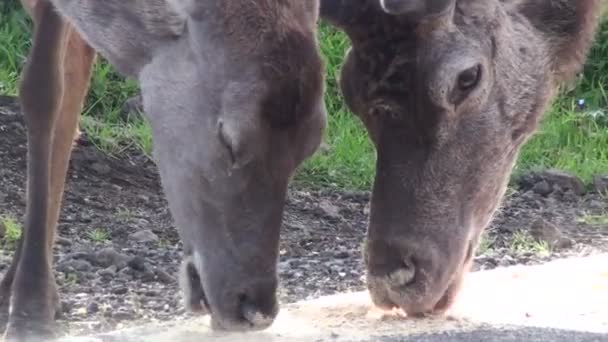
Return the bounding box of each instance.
[237,279,279,329]
[209,277,279,331]
[380,0,422,15]
[379,0,454,16]
[365,239,417,289]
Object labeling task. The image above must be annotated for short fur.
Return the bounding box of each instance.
[320,0,601,315]
[1,0,326,339]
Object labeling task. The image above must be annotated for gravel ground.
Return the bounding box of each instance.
[0,98,606,337]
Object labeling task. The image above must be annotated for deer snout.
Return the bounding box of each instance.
[379,0,454,17]
[364,238,464,315]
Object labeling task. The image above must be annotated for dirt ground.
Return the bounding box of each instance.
[0,98,606,337]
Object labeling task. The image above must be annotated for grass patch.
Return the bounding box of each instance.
[116,207,135,221]
[88,228,110,243]
[513,19,608,183]
[475,232,496,255]
[578,213,608,226]
[1,215,22,248]
[510,231,552,257]
[1,8,607,190]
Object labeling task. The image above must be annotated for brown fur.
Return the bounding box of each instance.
[321,0,601,315]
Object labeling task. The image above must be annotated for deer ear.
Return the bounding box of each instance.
[517,0,601,83]
[50,0,187,77]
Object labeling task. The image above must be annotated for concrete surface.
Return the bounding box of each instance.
[59,254,608,342]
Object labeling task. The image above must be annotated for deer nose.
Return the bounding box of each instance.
[367,243,417,291]
[380,0,424,15]
[379,0,454,16]
[211,278,279,331]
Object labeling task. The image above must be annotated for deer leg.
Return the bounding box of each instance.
[45,25,96,317]
[0,240,22,331]
[2,1,69,340]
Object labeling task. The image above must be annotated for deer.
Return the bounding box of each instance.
[320,0,601,316]
[0,0,327,340]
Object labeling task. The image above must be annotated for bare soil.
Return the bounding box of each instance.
[0,98,606,337]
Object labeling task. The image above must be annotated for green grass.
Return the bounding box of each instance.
[1,214,22,248]
[0,7,607,190]
[87,228,110,242]
[475,232,496,256]
[578,213,608,226]
[510,230,552,257]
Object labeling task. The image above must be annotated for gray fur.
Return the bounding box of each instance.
[50,0,327,331]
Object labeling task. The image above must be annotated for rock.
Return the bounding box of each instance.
[57,259,93,273]
[539,170,585,196]
[530,218,574,250]
[319,200,341,219]
[334,251,350,259]
[55,236,72,247]
[95,247,130,269]
[98,265,118,277]
[587,200,605,211]
[129,229,159,243]
[74,307,88,316]
[112,286,128,295]
[156,269,176,284]
[0,95,17,107]
[593,175,608,194]
[127,256,147,271]
[91,162,111,175]
[87,302,99,314]
[531,180,552,196]
[113,309,135,321]
[141,268,156,283]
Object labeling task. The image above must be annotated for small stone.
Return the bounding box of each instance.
[137,195,150,203]
[129,229,159,243]
[95,247,129,269]
[113,309,135,321]
[75,307,88,316]
[112,286,128,295]
[57,259,92,273]
[588,200,604,211]
[319,200,341,219]
[593,175,608,194]
[334,251,350,259]
[499,255,515,267]
[531,180,552,196]
[87,302,99,314]
[91,162,111,175]
[155,269,176,284]
[538,170,585,196]
[530,218,574,250]
[141,268,156,283]
[363,203,371,216]
[61,300,73,314]
[98,265,118,278]
[127,256,147,271]
[55,236,72,247]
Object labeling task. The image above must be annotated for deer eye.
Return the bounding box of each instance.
[457,64,482,92]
